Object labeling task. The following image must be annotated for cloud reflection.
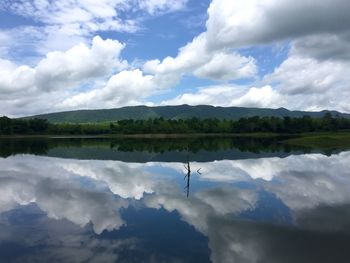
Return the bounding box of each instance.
[1,151,350,262]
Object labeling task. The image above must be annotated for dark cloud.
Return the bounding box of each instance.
[292,32,350,61]
[206,0,350,49]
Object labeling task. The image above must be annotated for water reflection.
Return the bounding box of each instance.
[1,136,347,161]
[182,156,202,197]
[0,138,350,262]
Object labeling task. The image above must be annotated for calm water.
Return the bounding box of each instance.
[1,137,350,263]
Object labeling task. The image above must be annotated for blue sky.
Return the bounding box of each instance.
[0,0,349,116]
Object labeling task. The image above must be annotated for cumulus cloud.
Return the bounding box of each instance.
[154,0,350,111]
[160,53,350,112]
[0,36,125,94]
[0,34,182,116]
[161,85,246,106]
[1,0,350,115]
[0,36,128,116]
[35,36,126,91]
[193,52,257,81]
[266,56,349,95]
[0,59,35,94]
[231,85,282,108]
[143,32,257,82]
[205,0,350,49]
[161,85,282,109]
[58,68,176,110]
[204,0,350,112]
[140,0,350,112]
[263,52,350,112]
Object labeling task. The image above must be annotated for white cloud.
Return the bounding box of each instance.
[3,0,188,25]
[0,59,35,94]
[161,85,282,109]
[231,85,282,108]
[58,68,176,110]
[0,36,129,116]
[0,1,134,56]
[264,52,350,112]
[143,32,257,82]
[266,56,346,95]
[0,36,125,94]
[2,0,155,33]
[161,85,246,106]
[193,52,257,81]
[138,0,188,15]
[159,48,350,112]
[36,36,126,91]
[0,34,185,116]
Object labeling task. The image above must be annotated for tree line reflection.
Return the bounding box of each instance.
[0,136,344,159]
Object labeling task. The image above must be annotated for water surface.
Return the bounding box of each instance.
[0,137,350,262]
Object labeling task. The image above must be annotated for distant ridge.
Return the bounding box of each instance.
[23,105,350,123]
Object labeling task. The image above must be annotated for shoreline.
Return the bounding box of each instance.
[0,131,349,140]
[0,132,288,139]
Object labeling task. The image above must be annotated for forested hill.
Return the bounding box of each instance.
[23,105,350,123]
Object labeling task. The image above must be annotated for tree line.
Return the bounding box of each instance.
[1,113,350,135]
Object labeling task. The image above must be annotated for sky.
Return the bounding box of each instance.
[0,0,350,117]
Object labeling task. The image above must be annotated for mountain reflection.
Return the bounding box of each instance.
[0,140,350,262]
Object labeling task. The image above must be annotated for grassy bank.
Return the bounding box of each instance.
[283,132,350,149]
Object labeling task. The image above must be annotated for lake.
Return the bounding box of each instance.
[1,137,350,263]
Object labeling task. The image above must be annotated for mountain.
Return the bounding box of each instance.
[23,105,350,123]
